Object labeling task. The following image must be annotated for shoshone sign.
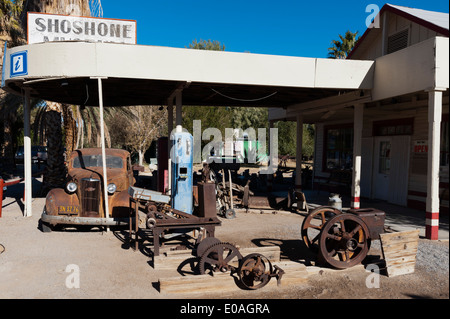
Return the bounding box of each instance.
[27,12,136,44]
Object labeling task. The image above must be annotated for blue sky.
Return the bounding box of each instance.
[102,0,449,58]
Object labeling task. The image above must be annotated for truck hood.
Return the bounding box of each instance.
[68,167,129,191]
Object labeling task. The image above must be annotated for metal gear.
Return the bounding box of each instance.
[195,237,221,258]
[237,253,273,290]
[198,242,242,275]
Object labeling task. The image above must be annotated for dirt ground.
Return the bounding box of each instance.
[0,197,448,300]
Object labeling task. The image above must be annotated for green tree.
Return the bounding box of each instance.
[273,122,315,159]
[183,39,231,138]
[327,30,359,59]
[231,107,268,132]
[0,0,26,171]
[188,39,225,51]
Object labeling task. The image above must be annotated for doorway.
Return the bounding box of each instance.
[372,136,410,205]
[373,137,391,200]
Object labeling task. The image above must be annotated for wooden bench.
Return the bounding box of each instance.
[317,169,352,194]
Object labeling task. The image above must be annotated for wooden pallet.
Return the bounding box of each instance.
[158,260,308,294]
[154,245,281,271]
[380,229,420,277]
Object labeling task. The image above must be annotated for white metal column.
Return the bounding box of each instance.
[23,88,32,217]
[425,89,443,240]
[351,104,364,209]
[95,77,110,230]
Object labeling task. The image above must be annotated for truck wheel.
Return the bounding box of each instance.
[40,220,54,233]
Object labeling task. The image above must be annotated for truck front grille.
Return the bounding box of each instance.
[80,178,101,217]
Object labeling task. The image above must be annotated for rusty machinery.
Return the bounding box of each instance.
[194,238,284,290]
[205,164,307,217]
[129,184,283,290]
[301,206,385,269]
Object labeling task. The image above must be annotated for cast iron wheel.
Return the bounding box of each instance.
[224,209,236,219]
[199,242,242,275]
[318,213,370,269]
[301,206,342,252]
[237,253,272,290]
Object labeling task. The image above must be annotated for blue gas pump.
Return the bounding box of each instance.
[170,125,194,214]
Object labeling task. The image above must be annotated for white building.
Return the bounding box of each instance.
[269,4,449,240]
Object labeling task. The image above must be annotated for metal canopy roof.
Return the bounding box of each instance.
[8,77,346,107]
[2,41,374,108]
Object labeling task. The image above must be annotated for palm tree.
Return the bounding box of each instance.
[1,0,26,171]
[327,30,360,59]
[19,0,97,193]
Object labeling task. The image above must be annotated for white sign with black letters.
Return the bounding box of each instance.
[27,12,136,44]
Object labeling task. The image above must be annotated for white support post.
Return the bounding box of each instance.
[175,90,182,126]
[96,77,110,231]
[425,89,443,240]
[351,104,364,209]
[295,115,303,192]
[23,88,32,217]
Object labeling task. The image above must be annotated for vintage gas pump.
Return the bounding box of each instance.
[170,125,194,214]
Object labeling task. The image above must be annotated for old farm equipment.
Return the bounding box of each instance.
[128,184,284,290]
[206,163,306,217]
[301,206,385,269]
[128,186,221,257]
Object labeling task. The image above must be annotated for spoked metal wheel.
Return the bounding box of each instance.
[199,242,242,275]
[301,206,342,252]
[237,253,273,290]
[318,213,370,269]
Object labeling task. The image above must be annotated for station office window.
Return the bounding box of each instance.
[372,117,414,136]
[323,124,353,171]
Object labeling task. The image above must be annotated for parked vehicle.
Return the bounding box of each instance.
[37,146,48,162]
[40,148,137,232]
[15,146,46,164]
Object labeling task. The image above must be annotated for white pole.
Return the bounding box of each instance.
[425,89,443,240]
[96,77,110,231]
[23,88,32,217]
[351,103,364,209]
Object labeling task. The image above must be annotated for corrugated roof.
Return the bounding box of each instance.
[348,3,449,59]
[387,3,449,31]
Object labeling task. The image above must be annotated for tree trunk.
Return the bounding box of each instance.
[1,115,16,171]
[41,110,66,195]
[62,104,77,161]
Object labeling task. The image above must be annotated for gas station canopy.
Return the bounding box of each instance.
[3,41,374,107]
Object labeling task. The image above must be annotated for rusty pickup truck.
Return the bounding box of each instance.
[40,148,137,232]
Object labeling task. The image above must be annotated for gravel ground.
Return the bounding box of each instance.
[416,240,449,274]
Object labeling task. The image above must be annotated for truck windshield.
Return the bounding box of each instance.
[72,155,123,168]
